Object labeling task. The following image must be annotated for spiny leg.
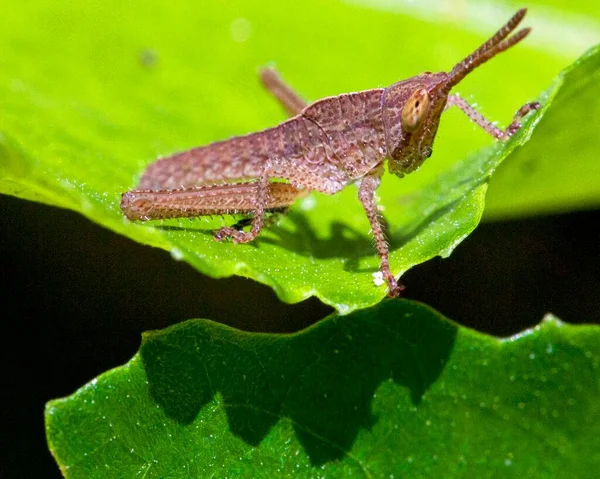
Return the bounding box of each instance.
[358,171,405,298]
[214,165,274,244]
[446,94,540,140]
[121,182,302,221]
[260,67,308,117]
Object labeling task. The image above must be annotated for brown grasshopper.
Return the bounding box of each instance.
[121,8,540,297]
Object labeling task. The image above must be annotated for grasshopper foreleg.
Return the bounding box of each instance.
[358,169,405,298]
[446,94,540,140]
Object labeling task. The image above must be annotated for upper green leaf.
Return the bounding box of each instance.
[484,44,600,219]
[0,0,596,312]
[45,300,600,477]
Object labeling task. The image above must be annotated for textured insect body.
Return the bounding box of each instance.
[122,9,540,297]
[139,89,388,195]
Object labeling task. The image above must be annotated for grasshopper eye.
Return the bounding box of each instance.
[401,88,430,132]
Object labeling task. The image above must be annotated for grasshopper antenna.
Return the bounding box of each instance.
[447,8,530,90]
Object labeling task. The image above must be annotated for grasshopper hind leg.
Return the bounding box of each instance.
[260,67,308,117]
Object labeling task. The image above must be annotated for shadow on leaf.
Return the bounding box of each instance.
[141,299,457,465]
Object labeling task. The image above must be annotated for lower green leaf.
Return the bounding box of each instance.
[46,300,600,477]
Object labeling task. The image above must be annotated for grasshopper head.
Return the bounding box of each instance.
[382,8,530,177]
[382,72,450,176]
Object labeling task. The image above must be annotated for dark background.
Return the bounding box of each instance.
[2,193,598,478]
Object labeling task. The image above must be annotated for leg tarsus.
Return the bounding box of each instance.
[447,94,540,140]
[504,101,541,137]
[260,67,308,117]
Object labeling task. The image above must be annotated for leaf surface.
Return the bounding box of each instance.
[46,300,600,477]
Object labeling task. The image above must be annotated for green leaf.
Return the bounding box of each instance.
[45,300,600,477]
[0,0,593,312]
[484,45,600,219]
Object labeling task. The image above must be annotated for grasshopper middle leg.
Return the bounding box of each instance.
[213,165,305,243]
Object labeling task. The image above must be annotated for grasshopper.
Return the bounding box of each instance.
[121,8,540,297]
